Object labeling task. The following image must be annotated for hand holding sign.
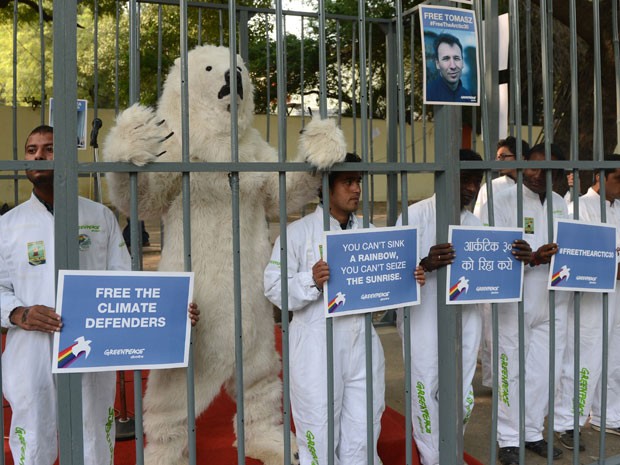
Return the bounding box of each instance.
[511,239,533,263]
[421,243,455,271]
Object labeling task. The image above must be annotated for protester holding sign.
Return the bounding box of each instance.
[480,143,569,465]
[556,154,620,447]
[264,153,423,465]
[0,125,130,465]
[395,150,488,465]
[474,136,530,388]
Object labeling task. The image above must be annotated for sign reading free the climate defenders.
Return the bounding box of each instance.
[52,270,194,373]
[323,226,419,317]
[446,226,524,304]
[548,219,617,293]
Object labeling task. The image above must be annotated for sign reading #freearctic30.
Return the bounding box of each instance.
[447,226,524,304]
[548,219,617,293]
[323,226,419,317]
[52,270,194,373]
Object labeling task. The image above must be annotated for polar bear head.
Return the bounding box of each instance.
[157,44,255,147]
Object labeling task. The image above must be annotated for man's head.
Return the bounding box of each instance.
[496,136,530,178]
[460,149,483,209]
[593,153,620,202]
[321,152,362,224]
[523,143,565,195]
[25,125,54,188]
[434,34,464,91]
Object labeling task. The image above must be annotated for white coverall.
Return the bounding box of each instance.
[264,205,385,465]
[554,188,620,431]
[395,195,482,465]
[473,175,516,387]
[0,194,131,465]
[480,185,569,447]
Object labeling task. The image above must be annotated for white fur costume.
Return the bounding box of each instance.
[103,44,347,465]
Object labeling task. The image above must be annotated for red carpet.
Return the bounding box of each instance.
[2,328,483,465]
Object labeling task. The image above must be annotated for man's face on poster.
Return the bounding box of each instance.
[435,42,463,90]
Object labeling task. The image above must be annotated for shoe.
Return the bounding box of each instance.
[555,429,585,451]
[498,446,519,465]
[525,439,563,459]
[591,423,620,436]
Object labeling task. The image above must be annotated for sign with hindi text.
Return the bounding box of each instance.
[447,226,524,304]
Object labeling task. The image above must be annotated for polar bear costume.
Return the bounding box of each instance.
[103,44,347,465]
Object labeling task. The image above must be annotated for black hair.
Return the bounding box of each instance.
[434,33,463,59]
[25,125,53,149]
[527,142,566,161]
[318,152,362,200]
[459,148,483,183]
[596,153,620,179]
[497,136,530,158]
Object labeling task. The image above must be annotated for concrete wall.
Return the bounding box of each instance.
[0,105,492,208]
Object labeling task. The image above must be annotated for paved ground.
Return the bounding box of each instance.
[377,325,620,465]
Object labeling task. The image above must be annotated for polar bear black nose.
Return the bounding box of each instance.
[218,68,244,100]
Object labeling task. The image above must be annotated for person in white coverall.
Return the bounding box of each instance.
[480,143,569,465]
[474,137,530,388]
[554,155,620,451]
[0,125,131,465]
[396,149,532,465]
[264,152,424,465]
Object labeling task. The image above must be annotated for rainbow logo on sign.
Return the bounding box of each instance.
[551,265,571,286]
[449,276,470,301]
[327,292,347,313]
[58,336,92,368]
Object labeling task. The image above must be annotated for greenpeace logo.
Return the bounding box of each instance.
[475,286,499,292]
[361,292,390,300]
[104,348,145,359]
[576,276,597,282]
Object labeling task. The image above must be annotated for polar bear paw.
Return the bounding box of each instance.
[103,103,173,167]
[299,117,347,170]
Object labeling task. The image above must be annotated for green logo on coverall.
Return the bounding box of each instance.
[464,390,474,424]
[15,426,26,465]
[105,407,115,465]
[578,368,590,416]
[416,381,432,433]
[500,353,510,406]
[305,430,319,465]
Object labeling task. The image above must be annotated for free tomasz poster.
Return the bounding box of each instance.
[323,226,419,317]
[420,5,480,106]
[52,270,194,373]
[548,219,617,293]
[447,226,524,304]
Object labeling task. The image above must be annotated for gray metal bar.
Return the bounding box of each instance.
[12,0,18,207]
[484,0,499,149]
[315,2,335,463]
[177,3,197,464]
[394,3,412,464]
[615,0,620,153]
[384,22,399,227]
[354,2,375,463]
[435,106,463,465]
[226,3,245,464]
[52,3,82,465]
[38,0,46,124]
[274,0,292,462]
[525,0,533,145]
[568,1,583,460]
[539,1,559,461]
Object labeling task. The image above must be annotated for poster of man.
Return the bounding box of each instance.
[420,5,480,106]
